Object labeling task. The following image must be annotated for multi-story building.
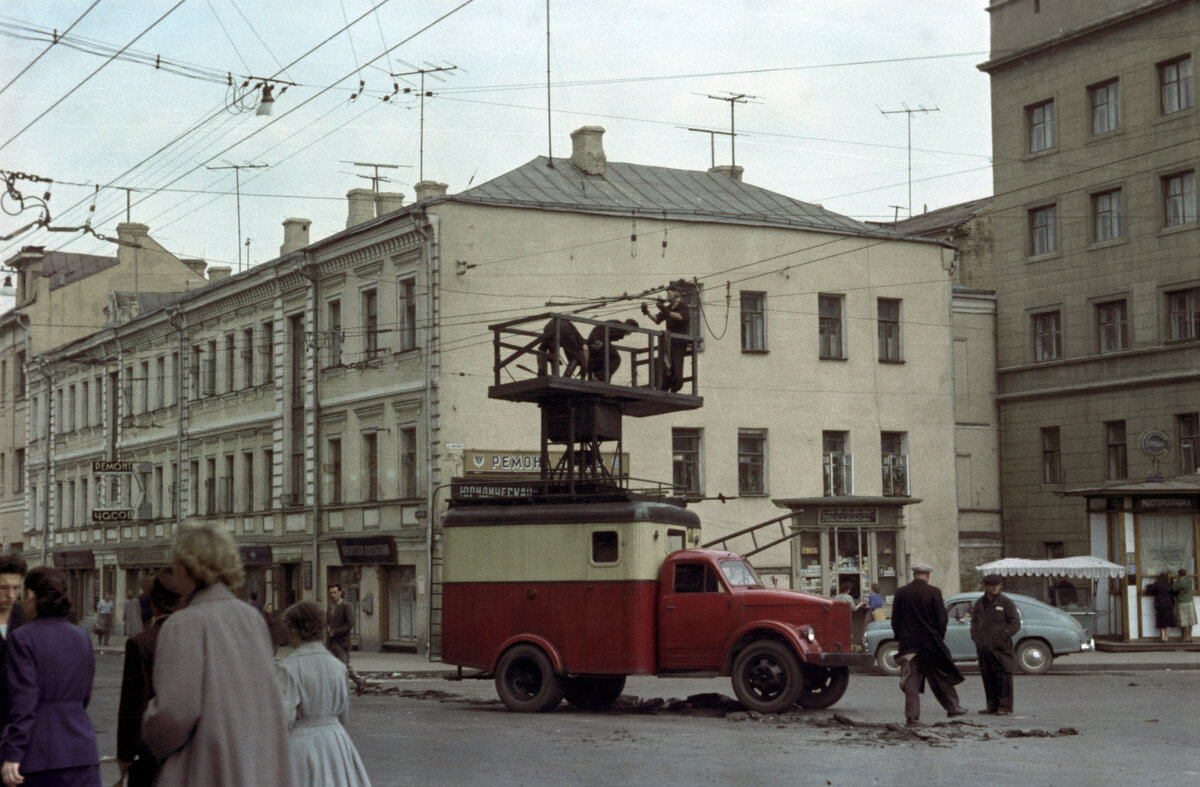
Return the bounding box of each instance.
[981,0,1200,640]
[26,126,964,653]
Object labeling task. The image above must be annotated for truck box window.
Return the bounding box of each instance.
[592,530,619,563]
[667,529,686,552]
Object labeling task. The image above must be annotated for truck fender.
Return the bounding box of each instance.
[724,621,815,674]
[491,634,565,675]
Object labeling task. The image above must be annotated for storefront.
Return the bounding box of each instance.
[1065,479,1200,641]
[331,536,420,652]
[117,546,172,614]
[239,545,272,607]
[51,550,95,625]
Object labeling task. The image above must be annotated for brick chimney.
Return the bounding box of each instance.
[375,191,405,217]
[181,259,207,277]
[346,188,376,228]
[413,181,448,202]
[708,164,744,182]
[116,222,150,245]
[570,126,606,176]
[280,218,310,257]
[207,266,232,282]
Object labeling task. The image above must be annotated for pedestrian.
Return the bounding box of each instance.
[95,592,114,646]
[0,553,27,731]
[277,600,372,787]
[971,574,1020,716]
[249,591,264,612]
[138,580,153,628]
[327,584,368,693]
[0,566,101,787]
[891,561,967,725]
[1172,569,1195,644]
[867,583,886,622]
[117,568,182,787]
[141,524,291,786]
[263,602,287,653]
[123,589,144,639]
[641,281,690,392]
[1144,571,1177,643]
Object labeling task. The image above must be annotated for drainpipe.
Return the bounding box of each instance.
[296,255,321,596]
[15,312,52,564]
[165,306,186,529]
[413,210,439,658]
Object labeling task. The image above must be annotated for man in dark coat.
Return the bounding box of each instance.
[971,573,1020,716]
[891,561,967,725]
[0,553,27,730]
[642,282,691,392]
[585,319,638,382]
[327,584,367,692]
[117,568,182,786]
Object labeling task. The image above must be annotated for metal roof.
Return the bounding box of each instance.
[452,156,913,241]
[39,251,119,290]
[882,196,992,239]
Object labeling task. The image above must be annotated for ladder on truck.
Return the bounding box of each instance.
[701,511,800,558]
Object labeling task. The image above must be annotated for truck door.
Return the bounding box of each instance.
[659,561,732,671]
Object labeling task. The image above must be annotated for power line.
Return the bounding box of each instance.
[0,0,103,98]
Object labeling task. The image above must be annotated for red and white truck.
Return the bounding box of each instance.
[442,489,865,713]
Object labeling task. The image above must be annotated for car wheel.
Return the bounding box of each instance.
[1016,638,1053,675]
[795,665,850,709]
[494,644,566,712]
[875,640,901,676]
[564,675,626,710]
[732,640,803,714]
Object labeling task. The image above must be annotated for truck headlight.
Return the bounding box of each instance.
[803,625,815,643]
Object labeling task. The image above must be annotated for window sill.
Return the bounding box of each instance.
[393,346,421,359]
[819,355,848,362]
[741,348,769,355]
[1026,250,1062,263]
[1155,105,1195,125]
[738,491,769,498]
[878,358,905,365]
[1087,236,1127,252]
[1023,147,1057,161]
[1157,222,1198,238]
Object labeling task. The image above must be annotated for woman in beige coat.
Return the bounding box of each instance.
[142,525,292,785]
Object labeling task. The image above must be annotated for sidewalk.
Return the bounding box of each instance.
[94,635,1200,677]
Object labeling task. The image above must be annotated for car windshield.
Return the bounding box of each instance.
[720,559,761,587]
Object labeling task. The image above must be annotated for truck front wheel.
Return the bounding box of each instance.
[795,665,850,709]
[564,675,627,710]
[731,640,803,714]
[495,644,566,712]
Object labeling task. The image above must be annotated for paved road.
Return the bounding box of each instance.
[89,651,1198,786]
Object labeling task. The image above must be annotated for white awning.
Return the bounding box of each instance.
[976,556,1125,581]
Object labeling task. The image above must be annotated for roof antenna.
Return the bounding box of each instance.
[545,0,553,168]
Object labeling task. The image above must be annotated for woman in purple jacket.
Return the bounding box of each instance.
[0,567,100,787]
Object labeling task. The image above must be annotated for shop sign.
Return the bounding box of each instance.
[818,507,877,524]
[92,460,135,473]
[336,536,397,565]
[118,547,172,568]
[464,449,629,475]
[1134,496,1199,512]
[1138,430,1171,458]
[239,546,273,566]
[92,509,134,523]
[52,550,95,570]
[452,478,542,499]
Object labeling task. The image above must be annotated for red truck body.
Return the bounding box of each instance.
[442,495,864,712]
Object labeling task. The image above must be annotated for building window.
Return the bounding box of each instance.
[263,449,274,510]
[1090,79,1120,135]
[15,449,23,492]
[189,459,200,516]
[1180,413,1199,475]
[1092,189,1122,242]
[205,340,217,396]
[881,432,909,497]
[155,356,166,409]
[66,385,76,432]
[1028,99,1055,152]
[818,294,845,360]
[400,278,417,352]
[327,299,342,367]
[80,381,89,428]
[262,320,274,383]
[1041,427,1061,484]
[14,351,24,400]
[243,451,254,513]
[1033,311,1062,361]
[241,328,254,387]
[672,428,702,498]
[1164,171,1196,227]
[205,457,217,516]
[362,289,379,358]
[877,298,901,362]
[1029,204,1058,255]
[224,335,235,393]
[1096,300,1128,354]
[737,429,766,496]
[169,353,178,405]
[740,291,766,352]
[823,431,852,496]
[363,432,379,501]
[1168,287,1200,341]
[1160,55,1194,114]
[1105,421,1127,481]
[400,426,417,498]
[328,438,342,505]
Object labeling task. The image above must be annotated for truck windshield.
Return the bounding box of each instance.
[720,560,761,587]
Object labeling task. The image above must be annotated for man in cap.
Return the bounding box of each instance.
[971,573,1020,716]
[891,561,967,725]
[641,282,690,392]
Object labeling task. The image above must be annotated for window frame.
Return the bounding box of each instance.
[1041,427,1062,485]
[1029,204,1059,256]
[740,291,766,353]
[362,288,379,359]
[1092,188,1123,243]
[880,431,909,497]
[1167,286,1200,341]
[400,277,418,352]
[327,298,343,367]
[822,430,852,497]
[1089,79,1120,135]
[1160,55,1194,115]
[1105,420,1127,481]
[1095,299,1128,354]
[818,294,846,360]
[1163,171,1197,228]
[1033,311,1063,362]
[737,429,767,497]
[400,425,418,499]
[877,298,902,362]
[1027,99,1056,153]
[1179,413,1199,475]
[672,427,703,498]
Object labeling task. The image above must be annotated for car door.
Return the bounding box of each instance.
[944,599,975,660]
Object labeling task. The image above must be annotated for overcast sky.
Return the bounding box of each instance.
[0,0,994,294]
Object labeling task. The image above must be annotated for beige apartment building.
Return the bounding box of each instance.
[981,0,1200,640]
[21,126,965,654]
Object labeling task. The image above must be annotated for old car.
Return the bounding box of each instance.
[863,591,1094,675]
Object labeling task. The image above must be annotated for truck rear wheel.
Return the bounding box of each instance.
[564,675,627,710]
[495,644,566,712]
[795,665,850,709]
[731,640,803,714]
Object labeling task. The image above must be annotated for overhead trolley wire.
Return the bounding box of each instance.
[0,0,103,98]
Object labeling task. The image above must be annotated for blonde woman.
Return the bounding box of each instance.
[142,524,291,785]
